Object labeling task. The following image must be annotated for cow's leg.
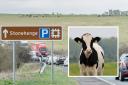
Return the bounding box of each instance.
[93,64,98,76]
[80,64,87,76]
[98,69,103,75]
[97,67,104,75]
[89,64,97,76]
[97,63,104,75]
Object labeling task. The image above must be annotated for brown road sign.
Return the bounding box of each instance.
[1,26,62,40]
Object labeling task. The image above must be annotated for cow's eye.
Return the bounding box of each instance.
[90,40,93,48]
[82,43,87,50]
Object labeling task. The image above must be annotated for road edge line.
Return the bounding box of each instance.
[96,77,116,85]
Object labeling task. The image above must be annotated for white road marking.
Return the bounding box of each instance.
[96,77,116,85]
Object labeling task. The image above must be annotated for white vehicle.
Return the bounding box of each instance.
[47,55,58,65]
[64,57,68,66]
[29,51,41,62]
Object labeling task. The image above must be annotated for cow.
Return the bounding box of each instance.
[74,33,104,76]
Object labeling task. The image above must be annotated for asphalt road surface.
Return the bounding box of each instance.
[62,66,111,85]
[74,77,110,85]
[100,77,128,85]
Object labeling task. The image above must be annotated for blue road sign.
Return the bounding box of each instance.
[39,28,50,38]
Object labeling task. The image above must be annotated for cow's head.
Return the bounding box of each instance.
[74,33,101,58]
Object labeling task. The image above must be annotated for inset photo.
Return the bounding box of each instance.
[68,26,118,77]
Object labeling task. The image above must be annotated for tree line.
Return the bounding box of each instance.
[0,42,31,72]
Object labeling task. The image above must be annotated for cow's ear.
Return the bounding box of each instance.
[93,37,101,42]
[74,37,83,43]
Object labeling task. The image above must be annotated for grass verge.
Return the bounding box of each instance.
[69,62,117,76]
[0,65,77,85]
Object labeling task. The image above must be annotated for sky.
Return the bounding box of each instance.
[69,26,118,39]
[0,0,128,14]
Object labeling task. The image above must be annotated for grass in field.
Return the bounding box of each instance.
[69,63,80,76]
[103,62,117,76]
[1,15,128,50]
[0,65,77,85]
[69,62,117,76]
[16,66,77,85]
[0,80,13,85]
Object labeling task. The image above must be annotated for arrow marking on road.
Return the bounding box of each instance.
[3,29,8,38]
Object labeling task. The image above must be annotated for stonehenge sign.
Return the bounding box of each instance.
[1,26,62,40]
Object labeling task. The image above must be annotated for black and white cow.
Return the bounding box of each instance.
[74,33,104,76]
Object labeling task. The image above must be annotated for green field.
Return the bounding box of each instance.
[69,62,117,76]
[0,14,128,50]
[0,64,77,85]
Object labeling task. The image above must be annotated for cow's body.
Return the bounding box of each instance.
[74,33,104,76]
[93,43,104,75]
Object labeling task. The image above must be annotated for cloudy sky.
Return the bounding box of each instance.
[0,0,128,14]
[69,26,118,39]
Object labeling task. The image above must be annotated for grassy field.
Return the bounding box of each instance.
[0,64,77,85]
[69,62,117,76]
[0,15,128,51]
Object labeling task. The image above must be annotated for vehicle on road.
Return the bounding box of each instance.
[31,43,48,57]
[47,55,58,65]
[38,43,48,57]
[56,57,65,65]
[116,53,128,81]
[29,51,41,61]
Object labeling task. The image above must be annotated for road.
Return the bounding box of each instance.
[62,66,110,85]
[74,77,110,85]
[99,77,128,85]
[62,66,128,85]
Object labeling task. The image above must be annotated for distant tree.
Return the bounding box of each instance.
[0,45,13,72]
[99,37,117,62]
[69,38,81,63]
[15,44,31,68]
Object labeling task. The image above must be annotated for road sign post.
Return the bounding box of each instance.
[51,40,54,83]
[13,41,15,85]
